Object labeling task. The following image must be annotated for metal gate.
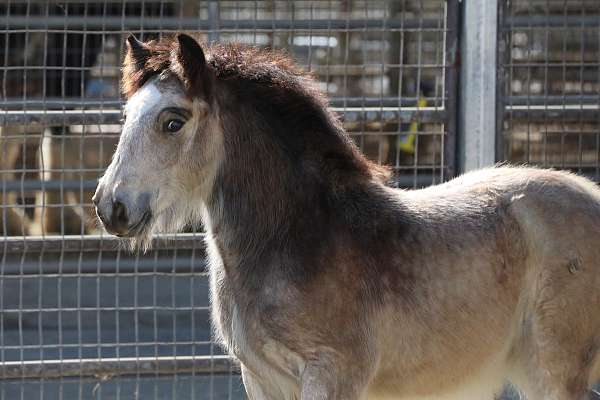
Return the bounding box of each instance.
[1,1,458,399]
[497,0,600,182]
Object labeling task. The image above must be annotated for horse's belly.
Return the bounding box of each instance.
[368,351,509,400]
[370,284,520,399]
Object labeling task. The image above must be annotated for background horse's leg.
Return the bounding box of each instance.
[0,126,31,235]
[34,127,85,235]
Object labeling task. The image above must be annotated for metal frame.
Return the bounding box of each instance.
[458,0,498,172]
[443,0,459,179]
[1,355,237,380]
[0,107,446,126]
[2,234,204,254]
[3,17,445,31]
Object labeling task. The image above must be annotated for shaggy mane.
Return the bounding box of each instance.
[121,35,391,183]
[122,36,316,99]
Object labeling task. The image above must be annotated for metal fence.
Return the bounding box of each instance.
[497,0,600,181]
[1,0,457,237]
[1,1,458,399]
[6,0,600,398]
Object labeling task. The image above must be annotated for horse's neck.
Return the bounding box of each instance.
[202,178,304,275]
[203,173,400,277]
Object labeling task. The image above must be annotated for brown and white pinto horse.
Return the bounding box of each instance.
[93,34,600,400]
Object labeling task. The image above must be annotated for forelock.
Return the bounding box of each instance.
[121,38,174,98]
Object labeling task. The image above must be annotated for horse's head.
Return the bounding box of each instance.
[93,34,221,247]
[94,34,390,249]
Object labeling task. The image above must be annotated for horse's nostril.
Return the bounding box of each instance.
[112,200,128,229]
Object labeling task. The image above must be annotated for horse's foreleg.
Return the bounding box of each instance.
[300,363,369,400]
[241,364,295,400]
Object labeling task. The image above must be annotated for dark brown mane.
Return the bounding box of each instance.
[122,36,390,183]
[122,37,316,100]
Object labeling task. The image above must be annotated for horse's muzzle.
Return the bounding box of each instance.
[92,185,152,237]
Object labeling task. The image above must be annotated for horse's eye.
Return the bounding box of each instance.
[164,119,185,133]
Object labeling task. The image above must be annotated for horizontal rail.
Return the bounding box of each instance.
[503,15,600,28]
[1,180,99,192]
[504,104,600,120]
[1,234,205,254]
[2,16,444,31]
[0,172,444,194]
[1,99,124,110]
[0,97,445,110]
[507,95,600,107]
[0,256,207,275]
[0,355,238,380]
[0,110,121,126]
[0,108,447,126]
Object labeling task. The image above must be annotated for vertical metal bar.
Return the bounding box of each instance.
[78,3,91,393]
[0,152,14,390]
[208,0,220,43]
[377,2,387,167]
[597,0,600,182]
[542,0,550,169]
[524,3,532,165]
[458,0,499,172]
[495,0,508,164]
[393,0,406,185]
[411,1,423,187]
[444,0,459,179]
[431,4,442,185]
[560,2,567,170]
[577,4,585,175]
[1,0,10,241]
[38,7,50,400]
[133,249,141,400]
[152,249,159,400]
[19,4,28,399]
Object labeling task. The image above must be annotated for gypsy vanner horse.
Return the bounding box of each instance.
[93,34,600,400]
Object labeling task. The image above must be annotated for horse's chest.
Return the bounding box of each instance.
[209,268,305,383]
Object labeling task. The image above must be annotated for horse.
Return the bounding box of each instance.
[93,34,600,400]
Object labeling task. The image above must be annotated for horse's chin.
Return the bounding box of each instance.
[119,204,197,252]
[120,218,155,253]
[121,233,152,253]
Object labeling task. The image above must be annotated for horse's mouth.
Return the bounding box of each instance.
[116,210,153,238]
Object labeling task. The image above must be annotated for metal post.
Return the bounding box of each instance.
[495,0,507,165]
[444,0,460,180]
[458,0,499,172]
[208,0,220,43]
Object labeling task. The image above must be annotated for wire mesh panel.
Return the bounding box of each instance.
[0,1,458,399]
[498,0,600,181]
[1,236,242,399]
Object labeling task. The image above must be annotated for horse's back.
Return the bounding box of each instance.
[416,166,600,255]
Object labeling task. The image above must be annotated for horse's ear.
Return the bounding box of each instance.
[175,34,209,96]
[125,34,150,71]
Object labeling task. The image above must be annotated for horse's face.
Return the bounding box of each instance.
[93,35,221,245]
